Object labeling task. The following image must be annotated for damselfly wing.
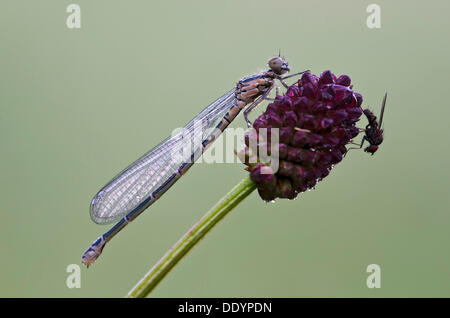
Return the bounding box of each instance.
[90,89,236,225]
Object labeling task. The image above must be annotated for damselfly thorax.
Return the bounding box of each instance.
[202,57,294,150]
[82,56,308,267]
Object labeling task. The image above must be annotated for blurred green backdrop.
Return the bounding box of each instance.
[1,0,449,297]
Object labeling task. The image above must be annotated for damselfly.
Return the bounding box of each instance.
[82,56,308,266]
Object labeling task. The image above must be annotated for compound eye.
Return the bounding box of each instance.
[268,57,283,73]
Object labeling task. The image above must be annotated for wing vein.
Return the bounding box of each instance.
[90,88,237,224]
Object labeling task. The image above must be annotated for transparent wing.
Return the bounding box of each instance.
[90,88,237,224]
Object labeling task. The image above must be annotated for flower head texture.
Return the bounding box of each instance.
[240,71,363,201]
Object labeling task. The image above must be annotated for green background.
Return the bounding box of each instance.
[1,0,449,297]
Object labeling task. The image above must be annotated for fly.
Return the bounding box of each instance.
[360,93,387,155]
[349,93,387,155]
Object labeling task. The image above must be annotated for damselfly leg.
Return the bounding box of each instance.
[281,70,310,80]
[243,70,309,127]
[276,70,310,88]
[243,86,274,128]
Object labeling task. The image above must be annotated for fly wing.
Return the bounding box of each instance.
[90,88,237,224]
[379,92,387,128]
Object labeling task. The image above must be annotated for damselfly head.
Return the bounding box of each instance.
[268,56,290,75]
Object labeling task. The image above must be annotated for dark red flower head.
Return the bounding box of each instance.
[240,70,363,201]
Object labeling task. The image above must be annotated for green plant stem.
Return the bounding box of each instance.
[126,176,257,298]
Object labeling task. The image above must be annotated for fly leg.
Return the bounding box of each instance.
[347,136,367,151]
[344,136,366,157]
[243,86,274,128]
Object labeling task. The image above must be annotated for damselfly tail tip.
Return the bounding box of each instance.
[81,236,106,267]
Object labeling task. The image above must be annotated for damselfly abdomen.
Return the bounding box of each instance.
[82,56,307,266]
